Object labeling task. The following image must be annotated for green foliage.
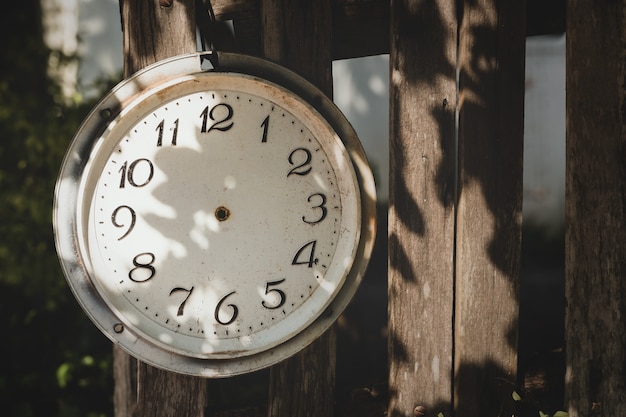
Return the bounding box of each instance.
[513,390,568,417]
[1,1,113,416]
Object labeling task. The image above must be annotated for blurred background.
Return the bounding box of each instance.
[1,0,564,415]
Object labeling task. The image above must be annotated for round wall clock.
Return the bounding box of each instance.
[54,52,376,377]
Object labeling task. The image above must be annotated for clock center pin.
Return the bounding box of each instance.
[215,206,231,222]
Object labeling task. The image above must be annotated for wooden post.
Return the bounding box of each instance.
[120,0,197,75]
[388,1,457,416]
[260,1,336,417]
[455,0,525,415]
[260,0,333,91]
[114,1,208,416]
[389,0,525,415]
[565,1,626,415]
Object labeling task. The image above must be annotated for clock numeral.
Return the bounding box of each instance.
[260,115,270,143]
[215,291,239,325]
[119,158,154,188]
[200,103,234,133]
[302,193,327,224]
[111,205,136,240]
[128,252,156,283]
[292,240,318,268]
[261,279,286,310]
[287,148,312,177]
[156,118,178,146]
[169,286,194,316]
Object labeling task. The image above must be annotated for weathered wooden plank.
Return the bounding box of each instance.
[213,0,389,59]
[260,1,336,417]
[134,361,208,417]
[120,0,197,75]
[212,0,564,60]
[455,0,525,415]
[113,344,137,417]
[115,1,207,416]
[331,0,390,59]
[212,0,257,16]
[267,331,337,417]
[565,1,626,415]
[260,0,333,93]
[526,0,564,36]
[387,1,457,416]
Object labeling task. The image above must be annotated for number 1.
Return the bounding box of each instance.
[260,115,270,142]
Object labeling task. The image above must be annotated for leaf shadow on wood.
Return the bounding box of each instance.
[387,0,528,416]
[386,322,553,417]
[456,18,525,286]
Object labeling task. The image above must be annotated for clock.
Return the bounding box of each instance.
[53,52,376,377]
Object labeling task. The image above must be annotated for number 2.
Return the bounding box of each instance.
[287,148,312,176]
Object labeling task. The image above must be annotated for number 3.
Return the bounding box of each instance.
[302,193,327,224]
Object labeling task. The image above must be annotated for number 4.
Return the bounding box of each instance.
[292,240,318,268]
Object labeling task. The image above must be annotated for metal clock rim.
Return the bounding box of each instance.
[53,51,377,377]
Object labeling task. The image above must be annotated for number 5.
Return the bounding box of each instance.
[261,279,286,309]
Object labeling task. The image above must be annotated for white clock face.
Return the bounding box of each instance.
[78,74,360,359]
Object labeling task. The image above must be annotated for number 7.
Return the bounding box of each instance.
[169,286,194,316]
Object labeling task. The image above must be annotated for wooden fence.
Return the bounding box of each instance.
[114,1,626,416]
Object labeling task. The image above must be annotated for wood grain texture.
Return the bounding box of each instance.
[565,1,626,415]
[455,0,525,415]
[267,330,337,417]
[331,0,390,59]
[213,0,389,59]
[113,345,137,417]
[211,0,561,60]
[388,1,457,416]
[115,2,207,416]
[260,0,333,95]
[134,361,207,417]
[120,0,197,76]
